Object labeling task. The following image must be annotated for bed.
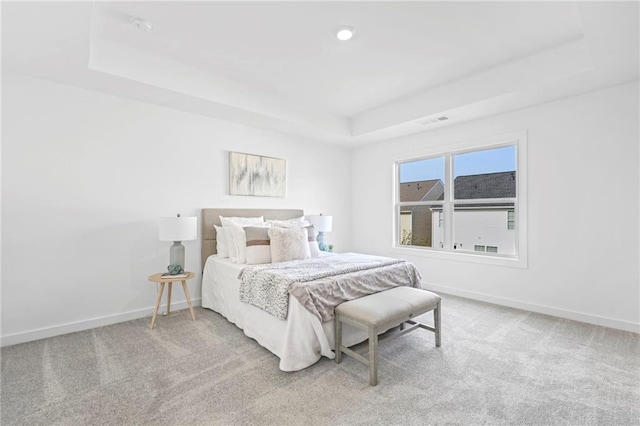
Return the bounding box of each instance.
[200,208,421,371]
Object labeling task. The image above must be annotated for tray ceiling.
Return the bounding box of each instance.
[3,1,638,145]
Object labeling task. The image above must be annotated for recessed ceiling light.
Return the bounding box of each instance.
[131,17,153,32]
[335,26,355,41]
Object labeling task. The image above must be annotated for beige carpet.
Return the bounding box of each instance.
[2,294,639,425]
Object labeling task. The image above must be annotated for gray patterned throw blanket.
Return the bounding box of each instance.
[238,253,422,322]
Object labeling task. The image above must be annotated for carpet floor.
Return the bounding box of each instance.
[1,294,639,425]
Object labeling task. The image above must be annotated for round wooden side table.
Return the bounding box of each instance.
[148,271,196,329]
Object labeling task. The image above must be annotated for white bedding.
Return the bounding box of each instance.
[201,255,368,371]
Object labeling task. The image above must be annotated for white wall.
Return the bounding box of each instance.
[352,81,640,332]
[1,72,352,345]
[3,73,638,344]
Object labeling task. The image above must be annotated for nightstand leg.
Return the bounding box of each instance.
[151,283,165,330]
[182,280,196,321]
[166,282,173,315]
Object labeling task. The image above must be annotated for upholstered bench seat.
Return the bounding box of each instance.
[335,286,441,386]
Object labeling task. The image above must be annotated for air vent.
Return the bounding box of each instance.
[418,116,449,126]
[131,17,153,32]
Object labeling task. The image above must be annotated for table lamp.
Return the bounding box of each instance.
[307,214,333,251]
[159,214,198,272]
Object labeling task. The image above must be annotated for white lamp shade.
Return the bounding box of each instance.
[159,216,197,241]
[307,215,333,233]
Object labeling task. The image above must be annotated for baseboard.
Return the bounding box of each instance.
[3,285,637,346]
[424,283,640,334]
[0,298,202,347]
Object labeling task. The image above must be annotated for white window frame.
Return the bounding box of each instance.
[393,131,528,268]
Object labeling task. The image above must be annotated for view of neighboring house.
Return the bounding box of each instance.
[401,171,516,254]
[399,179,444,247]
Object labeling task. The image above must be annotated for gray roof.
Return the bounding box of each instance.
[454,171,516,199]
[399,179,442,202]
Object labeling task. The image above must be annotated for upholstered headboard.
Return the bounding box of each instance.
[201,208,304,270]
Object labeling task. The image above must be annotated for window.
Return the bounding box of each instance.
[397,156,445,248]
[395,132,527,266]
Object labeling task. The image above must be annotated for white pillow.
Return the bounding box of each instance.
[268,227,311,263]
[305,225,321,258]
[269,216,310,229]
[245,226,271,265]
[220,216,264,226]
[220,216,264,262]
[223,227,237,261]
[214,225,229,258]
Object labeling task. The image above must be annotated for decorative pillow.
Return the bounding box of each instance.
[220,216,264,262]
[230,221,270,264]
[305,225,321,258]
[245,226,272,264]
[269,216,310,229]
[269,227,311,263]
[214,225,229,258]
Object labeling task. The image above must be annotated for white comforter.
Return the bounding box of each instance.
[201,256,369,371]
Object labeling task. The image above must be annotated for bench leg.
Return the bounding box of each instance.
[369,326,378,386]
[434,301,441,347]
[335,316,343,363]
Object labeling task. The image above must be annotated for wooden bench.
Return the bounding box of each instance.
[334,286,441,386]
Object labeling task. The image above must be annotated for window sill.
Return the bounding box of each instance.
[392,246,528,269]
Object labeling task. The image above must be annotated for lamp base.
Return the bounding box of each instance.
[169,241,185,270]
[317,232,329,252]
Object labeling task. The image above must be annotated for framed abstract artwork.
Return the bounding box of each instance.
[228,151,286,197]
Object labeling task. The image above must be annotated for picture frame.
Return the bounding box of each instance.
[228,151,286,197]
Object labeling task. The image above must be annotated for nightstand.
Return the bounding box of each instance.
[147,271,196,329]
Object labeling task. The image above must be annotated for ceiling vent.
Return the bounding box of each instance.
[131,17,153,32]
[418,116,449,126]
